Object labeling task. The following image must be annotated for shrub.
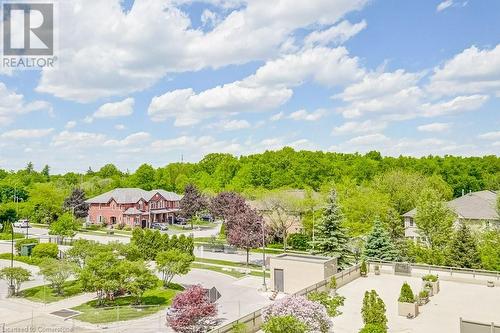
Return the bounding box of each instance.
[287,233,311,251]
[231,322,246,333]
[329,276,337,290]
[124,226,132,231]
[262,295,331,332]
[361,290,387,327]
[360,259,368,276]
[262,315,308,333]
[422,274,438,282]
[267,243,284,249]
[307,291,345,317]
[15,238,39,254]
[116,223,125,230]
[398,282,415,303]
[32,243,58,259]
[359,323,387,333]
[418,290,429,299]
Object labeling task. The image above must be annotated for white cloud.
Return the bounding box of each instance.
[428,45,500,96]
[207,119,251,131]
[152,135,242,155]
[0,82,52,126]
[65,121,77,129]
[304,20,367,46]
[36,0,367,102]
[1,128,54,139]
[346,133,389,145]
[270,112,284,121]
[103,132,150,147]
[332,120,387,135]
[149,46,362,126]
[289,109,326,121]
[478,131,500,140]
[93,97,135,119]
[51,130,107,147]
[437,0,453,12]
[422,95,488,117]
[114,124,126,130]
[417,122,451,132]
[201,9,220,27]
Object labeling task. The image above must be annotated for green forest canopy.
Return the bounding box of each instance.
[0,148,498,227]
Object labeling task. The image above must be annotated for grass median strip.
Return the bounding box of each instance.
[71,287,179,324]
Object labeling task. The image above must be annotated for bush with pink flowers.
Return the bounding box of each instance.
[262,295,331,333]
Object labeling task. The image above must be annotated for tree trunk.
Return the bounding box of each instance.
[246,249,250,269]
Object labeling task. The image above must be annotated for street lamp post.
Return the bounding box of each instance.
[8,224,15,297]
[261,220,267,291]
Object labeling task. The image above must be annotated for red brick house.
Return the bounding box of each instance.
[85,188,182,228]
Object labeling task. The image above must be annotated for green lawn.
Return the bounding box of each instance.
[191,262,269,279]
[21,280,83,303]
[72,287,179,324]
[0,232,25,240]
[0,253,43,266]
[195,257,262,269]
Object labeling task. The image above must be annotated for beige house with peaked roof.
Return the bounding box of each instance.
[403,190,499,241]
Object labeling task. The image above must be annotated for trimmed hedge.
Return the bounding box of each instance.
[32,243,59,259]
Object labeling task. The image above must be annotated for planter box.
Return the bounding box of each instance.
[422,281,439,295]
[398,302,419,318]
[487,281,495,288]
[418,297,429,306]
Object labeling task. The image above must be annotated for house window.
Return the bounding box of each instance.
[151,202,156,209]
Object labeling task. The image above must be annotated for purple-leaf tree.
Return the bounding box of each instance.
[262,295,331,333]
[167,285,218,333]
[209,192,248,228]
[179,184,208,229]
[227,207,267,266]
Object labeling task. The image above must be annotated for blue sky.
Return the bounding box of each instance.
[0,0,499,173]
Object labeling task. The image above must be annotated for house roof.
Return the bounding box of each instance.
[86,188,181,204]
[403,190,499,221]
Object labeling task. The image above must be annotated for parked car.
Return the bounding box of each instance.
[13,219,30,228]
[201,214,213,222]
[175,217,187,225]
[151,223,168,231]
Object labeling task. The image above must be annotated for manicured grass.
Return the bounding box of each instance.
[195,257,261,269]
[0,232,25,240]
[191,262,269,279]
[0,253,43,266]
[72,287,179,324]
[191,262,245,278]
[21,280,83,303]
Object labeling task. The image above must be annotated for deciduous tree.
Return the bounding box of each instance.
[167,285,218,333]
[227,207,266,266]
[0,267,31,296]
[49,212,80,241]
[156,249,194,287]
[180,184,208,229]
[39,259,75,296]
[414,188,455,249]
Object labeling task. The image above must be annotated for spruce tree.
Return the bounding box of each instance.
[311,189,352,269]
[447,222,482,269]
[364,218,399,261]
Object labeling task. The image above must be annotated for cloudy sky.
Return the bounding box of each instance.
[0,0,499,173]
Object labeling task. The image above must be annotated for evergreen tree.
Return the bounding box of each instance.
[361,290,387,327]
[364,218,399,261]
[311,189,352,269]
[447,222,482,269]
[63,188,89,218]
[41,165,50,179]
